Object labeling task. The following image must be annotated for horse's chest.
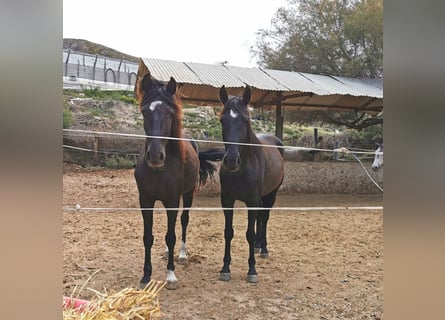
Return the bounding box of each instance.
[135,165,188,200]
[220,171,260,198]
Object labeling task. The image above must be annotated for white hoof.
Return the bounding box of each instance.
[166,270,178,289]
[247,274,258,283]
[178,240,187,264]
[177,256,188,265]
[219,273,231,281]
[166,280,178,290]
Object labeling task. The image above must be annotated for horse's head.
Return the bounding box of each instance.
[371,144,383,172]
[139,73,179,168]
[219,85,252,172]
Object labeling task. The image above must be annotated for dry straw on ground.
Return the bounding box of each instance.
[63,270,166,320]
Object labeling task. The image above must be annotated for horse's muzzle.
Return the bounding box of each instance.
[145,149,166,169]
[222,154,240,172]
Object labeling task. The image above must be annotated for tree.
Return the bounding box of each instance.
[250,0,383,131]
[251,0,383,78]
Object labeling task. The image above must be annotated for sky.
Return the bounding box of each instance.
[63,0,288,68]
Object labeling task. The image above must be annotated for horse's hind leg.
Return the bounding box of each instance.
[254,216,263,253]
[258,189,279,258]
[178,190,194,264]
[246,209,258,283]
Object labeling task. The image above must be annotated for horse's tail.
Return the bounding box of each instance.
[198,148,225,186]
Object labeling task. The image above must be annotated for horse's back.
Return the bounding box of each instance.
[256,134,284,195]
[257,134,285,157]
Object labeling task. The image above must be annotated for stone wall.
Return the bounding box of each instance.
[199,161,383,196]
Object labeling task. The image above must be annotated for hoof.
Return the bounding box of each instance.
[166,280,178,290]
[139,282,149,290]
[260,252,269,258]
[247,274,258,283]
[219,273,231,281]
[177,257,188,265]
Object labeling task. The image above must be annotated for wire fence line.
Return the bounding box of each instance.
[63,129,382,156]
[63,205,383,212]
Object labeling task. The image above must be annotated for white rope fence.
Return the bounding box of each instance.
[63,205,383,212]
[63,129,383,212]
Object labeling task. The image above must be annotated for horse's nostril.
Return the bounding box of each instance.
[159,153,165,161]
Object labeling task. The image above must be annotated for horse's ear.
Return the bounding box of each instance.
[166,77,177,95]
[220,85,228,104]
[243,85,251,105]
[141,73,153,93]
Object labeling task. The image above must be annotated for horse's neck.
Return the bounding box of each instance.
[241,130,261,159]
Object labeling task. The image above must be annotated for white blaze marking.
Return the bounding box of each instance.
[149,100,162,111]
[166,270,177,282]
[230,109,239,118]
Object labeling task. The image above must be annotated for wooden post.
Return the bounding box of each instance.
[275,92,283,140]
[93,134,99,164]
[314,128,319,147]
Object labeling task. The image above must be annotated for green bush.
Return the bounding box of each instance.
[79,87,137,105]
[63,107,73,128]
[105,154,136,169]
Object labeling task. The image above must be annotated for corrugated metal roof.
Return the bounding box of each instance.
[332,76,383,98]
[298,73,358,96]
[137,57,383,112]
[185,62,245,88]
[262,68,330,95]
[139,57,382,99]
[141,58,201,84]
[225,65,288,91]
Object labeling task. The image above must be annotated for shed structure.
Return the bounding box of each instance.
[137,57,383,139]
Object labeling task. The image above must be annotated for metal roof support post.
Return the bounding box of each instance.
[93,55,98,81]
[275,92,284,140]
[117,58,122,83]
[64,50,71,77]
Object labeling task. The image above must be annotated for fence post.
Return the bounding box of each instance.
[274,92,284,140]
[314,128,318,147]
[333,141,339,160]
[93,133,99,163]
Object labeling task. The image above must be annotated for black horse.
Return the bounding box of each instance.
[134,73,220,289]
[218,85,285,283]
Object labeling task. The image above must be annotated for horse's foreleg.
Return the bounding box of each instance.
[165,207,179,289]
[219,197,235,281]
[139,197,155,289]
[246,209,258,283]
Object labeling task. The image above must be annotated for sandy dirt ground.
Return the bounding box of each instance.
[63,165,383,320]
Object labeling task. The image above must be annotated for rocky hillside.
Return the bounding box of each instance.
[63,38,139,63]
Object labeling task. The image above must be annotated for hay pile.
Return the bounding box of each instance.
[63,280,166,320]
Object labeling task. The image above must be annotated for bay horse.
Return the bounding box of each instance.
[134,73,219,289]
[371,144,383,171]
[218,85,285,283]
